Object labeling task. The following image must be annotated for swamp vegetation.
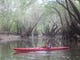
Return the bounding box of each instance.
[0,0,80,48]
[0,0,80,60]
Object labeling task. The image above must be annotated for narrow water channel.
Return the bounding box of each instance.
[0,40,80,60]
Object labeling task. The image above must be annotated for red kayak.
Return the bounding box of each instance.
[13,47,69,53]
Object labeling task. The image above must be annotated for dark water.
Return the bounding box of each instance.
[0,41,80,60]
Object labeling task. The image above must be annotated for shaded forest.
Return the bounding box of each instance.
[0,0,80,47]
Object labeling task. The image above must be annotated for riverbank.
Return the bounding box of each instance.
[0,34,21,44]
[0,34,80,48]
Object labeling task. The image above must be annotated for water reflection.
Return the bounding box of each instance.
[13,50,70,60]
[0,41,80,60]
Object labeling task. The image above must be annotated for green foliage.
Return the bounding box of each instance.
[0,0,37,34]
[0,0,61,33]
[73,0,80,12]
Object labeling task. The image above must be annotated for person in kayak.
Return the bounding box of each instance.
[45,40,52,48]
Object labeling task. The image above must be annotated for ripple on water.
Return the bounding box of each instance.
[13,50,71,60]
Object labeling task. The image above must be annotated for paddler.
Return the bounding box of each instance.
[45,40,51,48]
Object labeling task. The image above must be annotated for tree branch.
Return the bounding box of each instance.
[56,0,80,24]
[68,0,80,20]
[51,7,63,25]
